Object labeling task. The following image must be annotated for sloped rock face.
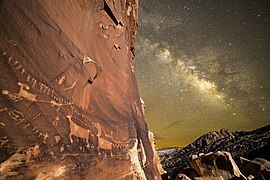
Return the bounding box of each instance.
[239,157,270,180]
[159,125,270,179]
[0,0,161,179]
[189,151,245,179]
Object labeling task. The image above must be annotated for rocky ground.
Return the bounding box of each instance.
[158,125,270,179]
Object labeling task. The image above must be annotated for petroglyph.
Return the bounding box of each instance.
[0,136,9,146]
[32,113,42,121]
[53,116,59,127]
[18,82,37,101]
[0,107,8,112]
[23,123,31,129]
[57,75,66,86]
[43,133,49,142]
[60,145,64,152]
[66,111,92,148]
[8,39,17,47]
[2,82,37,103]
[20,68,25,75]
[50,100,62,111]
[94,122,113,153]
[2,90,23,102]
[8,109,27,124]
[64,79,77,91]
[55,136,61,143]
[97,137,113,152]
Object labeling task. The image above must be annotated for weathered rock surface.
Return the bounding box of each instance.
[0,0,162,179]
[189,151,245,179]
[159,125,270,179]
[239,157,270,180]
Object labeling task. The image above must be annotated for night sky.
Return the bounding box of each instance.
[135,0,270,148]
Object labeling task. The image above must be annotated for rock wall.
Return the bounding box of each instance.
[0,0,161,179]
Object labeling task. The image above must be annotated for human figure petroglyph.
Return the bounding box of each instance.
[20,68,25,75]
[53,116,59,127]
[66,111,92,148]
[57,75,66,86]
[54,136,61,143]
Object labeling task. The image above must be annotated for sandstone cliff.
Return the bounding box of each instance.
[0,0,162,179]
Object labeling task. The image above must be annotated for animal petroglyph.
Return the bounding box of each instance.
[2,82,37,104]
[17,82,36,101]
[97,137,113,152]
[50,100,62,111]
[94,122,113,153]
[2,90,23,102]
[66,112,92,148]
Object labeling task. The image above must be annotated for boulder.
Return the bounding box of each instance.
[239,157,270,180]
[189,151,246,179]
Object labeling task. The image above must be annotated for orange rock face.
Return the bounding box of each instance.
[0,0,161,179]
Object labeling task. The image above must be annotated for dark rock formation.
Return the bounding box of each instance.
[0,0,163,179]
[239,157,270,180]
[159,125,270,179]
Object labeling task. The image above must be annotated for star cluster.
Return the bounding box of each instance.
[135,0,270,148]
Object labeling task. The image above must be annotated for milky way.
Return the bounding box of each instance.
[135,0,270,148]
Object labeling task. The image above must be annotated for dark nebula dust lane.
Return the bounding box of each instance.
[135,0,270,148]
